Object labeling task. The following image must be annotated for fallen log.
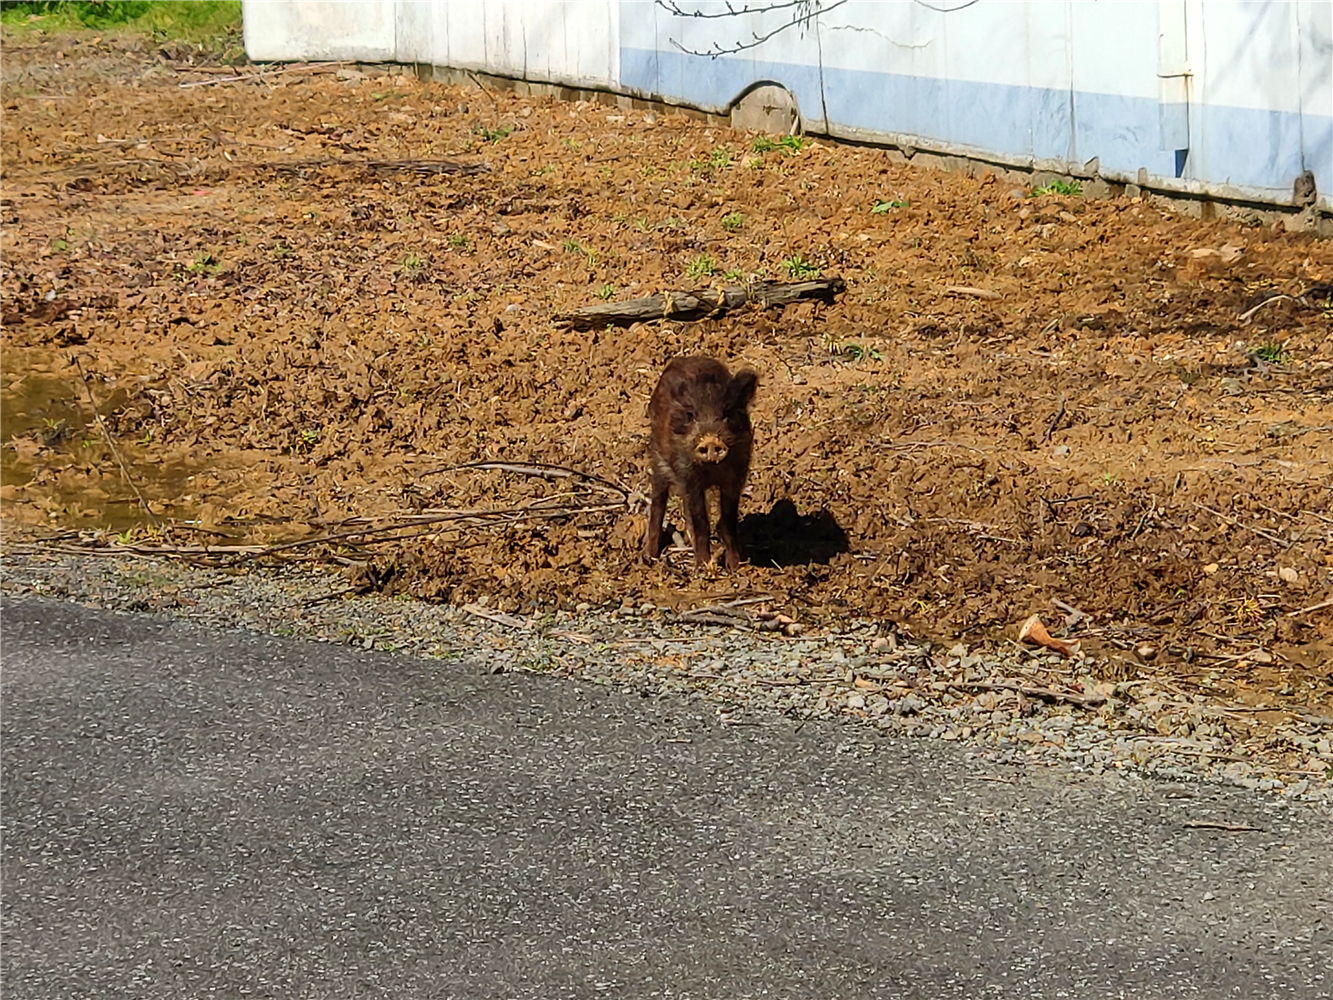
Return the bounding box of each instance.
[556,277,846,330]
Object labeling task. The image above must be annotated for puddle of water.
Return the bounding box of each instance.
[2,364,206,532]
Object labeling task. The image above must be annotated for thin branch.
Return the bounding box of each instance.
[72,356,161,530]
[660,0,849,58]
[656,0,822,20]
[177,61,347,89]
[948,681,1106,708]
[1193,502,1289,547]
[417,460,630,498]
[1288,597,1333,617]
[912,0,981,11]
[1044,393,1067,440]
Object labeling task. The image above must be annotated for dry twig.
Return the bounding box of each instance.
[944,285,1002,300]
[1288,597,1333,617]
[1193,502,1288,547]
[556,278,845,329]
[462,603,530,630]
[177,61,347,88]
[418,460,629,498]
[72,356,160,530]
[948,681,1105,708]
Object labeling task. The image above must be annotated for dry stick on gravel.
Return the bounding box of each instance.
[879,439,991,457]
[255,502,623,551]
[555,278,847,330]
[675,609,753,627]
[261,158,493,177]
[74,498,626,565]
[465,70,497,104]
[948,681,1106,708]
[417,460,630,498]
[1236,284,1333,322]
[1044,394,1067,440]
[462,603,530,630]
[1051,597,1091,628]
[1237,294,1298,322]
[1288,597,1333,617]
[944,285,1002,300]
[71,356,161,531]
[1182,820,1262,833]
[363,159,494,176]
[177,61,348,88]
[1193,502,1289,547]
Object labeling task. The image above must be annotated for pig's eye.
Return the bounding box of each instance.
[680,410,695,423]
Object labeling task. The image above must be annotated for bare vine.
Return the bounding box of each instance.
[656,0,980,58]
[655,0,847,58]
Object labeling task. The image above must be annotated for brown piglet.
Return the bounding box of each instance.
[644,356,758,570]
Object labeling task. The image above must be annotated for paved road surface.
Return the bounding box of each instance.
[3,598,1330,999]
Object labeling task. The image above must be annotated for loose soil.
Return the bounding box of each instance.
[2,38,1331,714]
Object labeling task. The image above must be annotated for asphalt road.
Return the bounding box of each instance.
[2,597,1330,999]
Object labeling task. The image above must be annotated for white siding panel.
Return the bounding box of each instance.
[240,0,1331,208]
[441,2,488,71]
[243,0,395,63]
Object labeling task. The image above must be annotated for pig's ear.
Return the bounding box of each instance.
[724,369,758,412]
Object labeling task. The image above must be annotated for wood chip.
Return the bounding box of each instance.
[944,285,1002,300]
[462,604,530,630]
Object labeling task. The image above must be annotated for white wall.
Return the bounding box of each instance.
[244,0,396,63]
[241,0,1332,210]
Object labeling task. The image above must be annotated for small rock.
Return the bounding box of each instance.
[1202,563,1220,575]
[1052,445,1071,458]
[1136,645,1157,662]
[1278,567,1299,584]
[947,642,968,659]
[896,695,925,715]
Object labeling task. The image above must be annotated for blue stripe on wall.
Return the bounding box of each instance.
[621,47,1330,201]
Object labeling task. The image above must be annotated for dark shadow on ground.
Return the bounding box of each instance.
[739,498,850,567]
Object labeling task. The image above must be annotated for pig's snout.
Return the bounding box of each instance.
[694,434,729,464]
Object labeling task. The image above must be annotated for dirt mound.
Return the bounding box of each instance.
[2,42,1330,712]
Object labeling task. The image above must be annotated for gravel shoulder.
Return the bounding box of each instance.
[4,543,1330,804]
